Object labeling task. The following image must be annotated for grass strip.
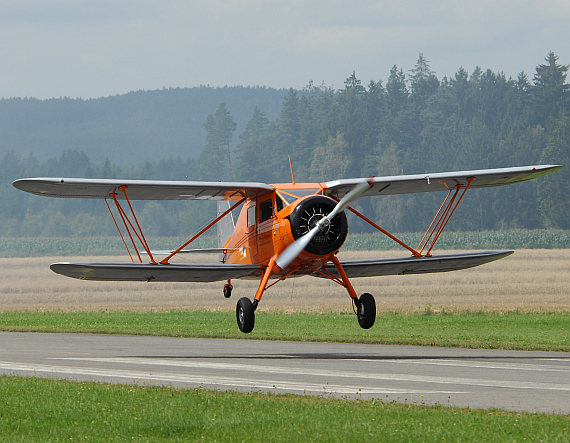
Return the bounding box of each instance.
[0,310,568,352]
[0,376,568,442]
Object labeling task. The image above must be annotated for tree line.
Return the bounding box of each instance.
[196,51,569,232]
[1,51,568,237]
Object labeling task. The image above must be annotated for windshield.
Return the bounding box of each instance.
[277,188,321,204]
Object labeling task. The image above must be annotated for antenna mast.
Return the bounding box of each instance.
[288,156,296,185]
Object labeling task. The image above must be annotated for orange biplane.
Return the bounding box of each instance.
[13,164,560,333]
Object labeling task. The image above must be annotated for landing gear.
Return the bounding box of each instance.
[234,256,275,333]
[329,255,376,330]
[355,293,376,329]
[223,280,233,298]
[236,297,255,333]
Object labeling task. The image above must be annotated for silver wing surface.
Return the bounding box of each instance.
[323,165,561,198]
[50,262,262,282]
[14,165,560,200]
[315,250,513,278]
[13,178,274,201]
[52,250,511,282]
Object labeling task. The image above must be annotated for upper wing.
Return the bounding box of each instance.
[313,250,513,279]
[323,165,562,198]
[50,262,262,282]
[14,165,561,200]
[12,178,274,201]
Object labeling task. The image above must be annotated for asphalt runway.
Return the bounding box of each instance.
[0,332,568,414]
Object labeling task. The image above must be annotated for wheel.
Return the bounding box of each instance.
[236,297,255,333]
[356,293,376,329]
[223,283,233,298]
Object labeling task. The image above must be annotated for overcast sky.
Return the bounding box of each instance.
[1,0,568,99]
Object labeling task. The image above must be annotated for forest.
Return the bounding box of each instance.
[1,51,568,238]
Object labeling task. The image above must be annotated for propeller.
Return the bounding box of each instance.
[275,180,373,270]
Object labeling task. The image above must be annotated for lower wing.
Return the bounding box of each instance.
[51,250,511,282]
[316,250,513,278]
[50,262,261,282]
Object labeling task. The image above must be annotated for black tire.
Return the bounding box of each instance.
[223,284,232,299]
[357,293,376,329]
[236,297,255,333]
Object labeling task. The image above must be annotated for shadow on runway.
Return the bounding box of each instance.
[121,353,570,361]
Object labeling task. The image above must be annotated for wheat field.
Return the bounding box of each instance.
[0,249,568,313]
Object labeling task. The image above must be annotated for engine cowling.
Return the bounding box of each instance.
[288,195,348,256]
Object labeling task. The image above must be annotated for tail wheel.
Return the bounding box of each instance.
[236,297,255,333]
[223,282,233,298]
[356,293,376,329]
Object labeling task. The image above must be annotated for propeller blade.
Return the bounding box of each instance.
[274,180,372,270]
[274,223,321,270]
[325,180,372,220]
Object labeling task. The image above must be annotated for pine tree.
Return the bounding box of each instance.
[536,115,570,228]
[271,89,301,181]
[408,53,439,109]
[197,103,237,181]
[386,65,408,116]
[234,107,269,182]
[532,51,569,124]
[309,132,350,181]
[450,67,471,120]
[337,72,367,176]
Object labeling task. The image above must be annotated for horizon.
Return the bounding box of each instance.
[1,53,565,102]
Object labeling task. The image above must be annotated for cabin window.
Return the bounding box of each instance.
[275,195,285,213]
[247,203,256,227]
[259,198,273,222]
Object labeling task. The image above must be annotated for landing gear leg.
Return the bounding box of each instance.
[330,255,376,330]
[235,255,277,334]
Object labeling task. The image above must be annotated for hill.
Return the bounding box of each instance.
[0,86,286,164]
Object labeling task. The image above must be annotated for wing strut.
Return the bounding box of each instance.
[105,199,135,262]
[418,177,474,256]
[106,187,157,264]
[160,198,245,264]
[345,206,422,257]
[340,177,475,257]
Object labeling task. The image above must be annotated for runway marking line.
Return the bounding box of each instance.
[36,357,570,392]
[0,361,462,395]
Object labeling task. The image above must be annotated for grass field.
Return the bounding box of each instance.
[0,310,568,351]
[1,376,568,442]
[1,249,568,313]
